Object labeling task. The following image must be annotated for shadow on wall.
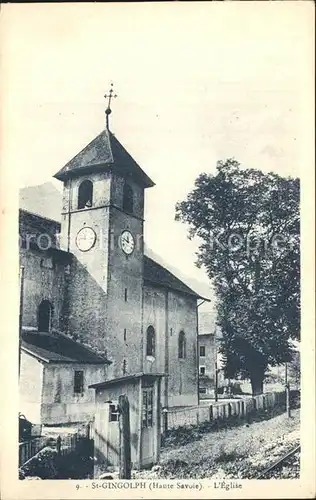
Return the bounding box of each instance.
[94,428,119,466]
[63,255,108,356]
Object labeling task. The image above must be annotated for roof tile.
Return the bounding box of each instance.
[54,129,155,188]
[143,256,205,299]
[22,330,110,364]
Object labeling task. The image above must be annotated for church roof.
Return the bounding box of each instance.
[19,207,209,300]
[22,330,110,364]
[19,209,62,251]
[89,372,164,390]
[53,129,155,188]
[143,256,209,300]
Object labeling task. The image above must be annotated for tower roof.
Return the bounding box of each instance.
[53,128,155,188]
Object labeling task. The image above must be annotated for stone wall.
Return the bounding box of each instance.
[20,248,68,331]
[163,391,296,431]
[41,363,108,424]
[105,205,144,378]
[167,291,198,407]
[20,352,44,423]
[143,284,199,408]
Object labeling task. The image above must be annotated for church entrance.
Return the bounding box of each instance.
[38,300,52,332]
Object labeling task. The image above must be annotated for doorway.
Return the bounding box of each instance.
[38,300,52,332]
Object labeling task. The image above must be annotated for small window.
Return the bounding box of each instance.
[124,328,127,341]
[199,345,206,357]
[146,325,155,357]
[109,404,119,422]
[200,366,206,375]
[178,331,186,359]
[199,387,207,394]
[74,370,84,394]
[123,183,133,213]
[38,299,53,332]
[142,389,153,428]
[40,257,54,270]
[78,180,93,209]
[124,288,128,302]
[64,264,71,275]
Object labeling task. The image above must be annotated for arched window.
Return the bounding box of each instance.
[178,331,186,359]
[38,299,53,332]
[78,180,93,209]
[146,325,155,357]
[123,183,134,213]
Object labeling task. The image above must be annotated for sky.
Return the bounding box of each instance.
[2,2,312,292]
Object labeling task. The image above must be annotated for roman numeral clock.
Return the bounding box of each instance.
[75,227,135,256]
[75,227,97,252]
[120,230,135,255]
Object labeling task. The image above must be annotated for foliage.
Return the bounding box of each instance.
[175,159,300,393]
[214,446,246,464]
[156,408,300,480]
[287,351,300,388]
[20,439,93,480]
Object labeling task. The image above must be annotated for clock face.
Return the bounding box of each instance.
[75,227,96,252]
[120,230,135,255]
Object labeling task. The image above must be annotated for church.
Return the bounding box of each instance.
[19,95,210,425]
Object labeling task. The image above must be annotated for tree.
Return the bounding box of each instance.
[175,159,300,395]
[287,350,300,389]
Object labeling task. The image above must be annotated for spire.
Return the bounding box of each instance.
[104,83,117,130]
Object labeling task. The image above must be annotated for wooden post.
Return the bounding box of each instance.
[56,435,61,456]
[19,266,25,378]
[285,362,291,417]
[286,383,291,418]
[164,291,169,411]
[136,378,142,468]
[162,408,168,434]
[241,400,245,418]
[118,395,131,479]
[214,361,218,402]
[209,405,213,421]
[228,403,232,418]
[154,378,162,464]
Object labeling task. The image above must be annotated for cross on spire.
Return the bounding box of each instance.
[104,83,117,129]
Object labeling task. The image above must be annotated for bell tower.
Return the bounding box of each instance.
[54,87,155,376]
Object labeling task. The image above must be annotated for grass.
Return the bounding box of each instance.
[161,405,285,449]
[214,447,247,464]
[151,409,300,480]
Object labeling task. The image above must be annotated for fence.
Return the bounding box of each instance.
[19,438,46,467]
[162,390,299,432]
[19,426,92,468]
[56,433,79,456]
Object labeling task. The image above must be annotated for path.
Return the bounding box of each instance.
[134,409,300,480]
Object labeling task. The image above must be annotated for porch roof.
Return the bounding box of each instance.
[89,372,165,389]
[21,330,111,365]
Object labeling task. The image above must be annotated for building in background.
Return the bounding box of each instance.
[198,312,224,399]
